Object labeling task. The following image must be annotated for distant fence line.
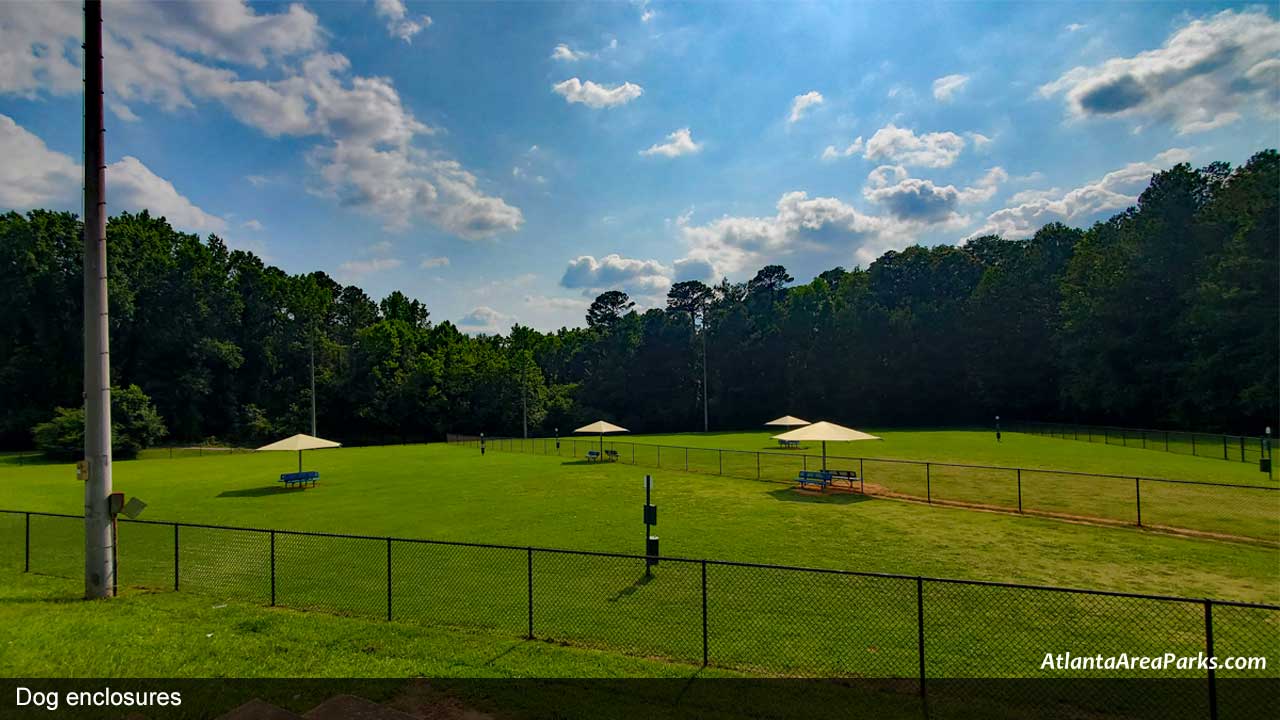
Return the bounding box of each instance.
[445,434,1280,545]
[3,508,1276,718]
[1013,421,1272,466]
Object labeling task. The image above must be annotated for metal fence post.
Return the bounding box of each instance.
[386,538,393,622]
[860,458,865,494]
[24,512,29,572]
[756,452,761,480]
[526,547,534,639]
[1192,434,1196,455]
[1222,436,1228,460]
[701,560,709,667]
[1240,436,1245,462]
[719,449,723,476]
[1016,469,1022,513]
[926,463,932,504]
[917,577,927,710]
[685,447,688,472]
[1135,478,1142,527]
[173,523,180,591]
[270,530,276,606]
[1165,431,1169,452]
[1205,599,1217,720]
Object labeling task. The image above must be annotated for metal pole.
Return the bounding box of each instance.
[701,559,708,666]
[386,538,392,621]
[82,0,114,602]
[309,340,316,436]
[756,452,760,480]
[1135,478,1142,527]
[1205,600,1217,720]
[701,310,708,433]
[24,513,30,572]
[916,577,927,709]
[719,449,722,475]
[521,361,528,440]
[270,530,276,606]
[173,524,179,591]
[1017,469,1022,513]
[926,463,931,504]
[526,547,534,639]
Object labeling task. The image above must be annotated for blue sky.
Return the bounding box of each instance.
[2,1,1277,332]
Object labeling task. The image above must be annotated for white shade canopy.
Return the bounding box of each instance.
[257,433,342,452]
[574,421,629,434]
[765,415,810,427]
[772,421,880,442]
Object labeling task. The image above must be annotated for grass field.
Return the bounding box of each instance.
[2,434,1276,683]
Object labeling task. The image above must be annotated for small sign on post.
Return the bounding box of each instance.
[644,475,658,573]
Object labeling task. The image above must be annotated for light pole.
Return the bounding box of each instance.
[82,0,114,600]
[309,337,316,436]
[701,314,708,433]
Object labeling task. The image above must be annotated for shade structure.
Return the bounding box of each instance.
[765,415,810,428]
[772,421,881,470]
[573,420,629,455]
[257,433,341,472]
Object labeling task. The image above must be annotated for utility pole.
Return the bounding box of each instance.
[309,338,316,436]
[701,310,709,433]
[521,368,528,440]
[83,0,114,600]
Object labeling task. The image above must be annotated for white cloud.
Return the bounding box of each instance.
[246,175,271,187]
[821,137,864,161]
[640,128,702,158]
[552,78,644,108]
[932,74,969,102]
[1,1,520,240]
[242,219,264,231]
[551,43,590,62]
[678,191,897,275]
[967,132,993,151]
[457,306,514,334]
[0,1,82,97]
[337,256,403,280]
[0,113,79,207]
[971,151,1183,238]
[673,257,716,282]
[560,254,673,295]
[374,0,432,43]
[419,256,450,269]
[864,124,966,168]
[1066,23,1086,33]
[1154,147,1194,165]
[1039,9,1280,134]
[862,166,1005,224]
[788,91,824,124]
[109,156,227,233]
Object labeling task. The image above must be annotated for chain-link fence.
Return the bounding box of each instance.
[445,435,1280,544]
[3,509,1275,717]
[1014,421,1273,466]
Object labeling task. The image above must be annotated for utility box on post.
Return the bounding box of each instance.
[646,536,659,566]
[1262,458,1271,473]
[107,492,125,517]
[644,504,657,525]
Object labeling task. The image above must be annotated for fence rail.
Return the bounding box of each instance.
[1014,421,1273,467]
[445,435,1280,545]
[2,509,1276,717]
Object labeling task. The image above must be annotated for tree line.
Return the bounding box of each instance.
[1,150,1275,453]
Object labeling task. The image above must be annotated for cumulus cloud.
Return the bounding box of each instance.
[457,306,514,334]
[932,74,969,102]
[967,132,993,151]
[864,124,966,168]
[419,256,450,268]
[374,0,432,43]
[640,128,702,158]
[1039,9,1280,134]
[673,257,716,282]
[862,166,1005,224]
[1066,23,1086,33]
[560,254,673,295]
[551,43,590,61]
[821,137,864,161]
[971,151,1183,238]
[0,1,520,240]
[552,78,643,108]
[788,91,824,124]
[678,191,896,275]
[0,113,80,207]
[110,156,228,232]
[242,219,264,231]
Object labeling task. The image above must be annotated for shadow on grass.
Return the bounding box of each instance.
[608,572,655,602]
[217,486,297,499]
[767,488,875,505]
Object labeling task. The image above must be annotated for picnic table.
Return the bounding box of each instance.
[586,450,601,462]
[279,471,319,488]
[828,469,860,491]
[796,470,832,492]
[777,439,800,449]
[604,449,620,462]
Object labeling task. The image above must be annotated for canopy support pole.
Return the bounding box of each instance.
[298,449,302,473]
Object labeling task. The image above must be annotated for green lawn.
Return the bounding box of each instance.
[1,440,1276,682]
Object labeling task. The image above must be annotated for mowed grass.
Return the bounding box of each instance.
[1,443,1277,681]
[623,430,1275,486]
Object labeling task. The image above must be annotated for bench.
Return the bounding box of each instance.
[777,439,800,449]
[279,471,319,488]
[586,451,601,462]
[604,449,620,462]
[828,469,859,490]
[796,470,832,492]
